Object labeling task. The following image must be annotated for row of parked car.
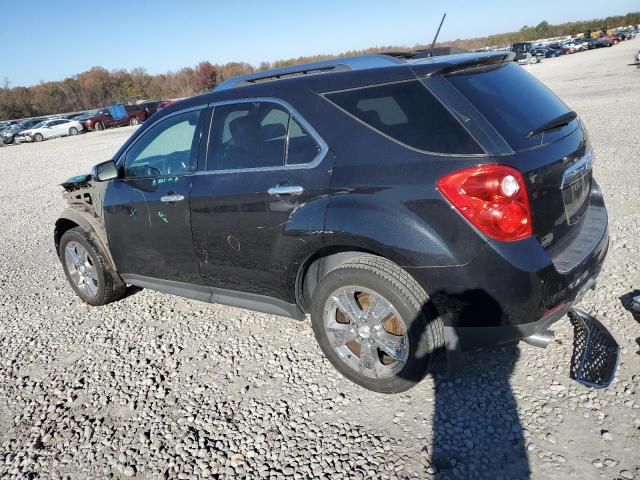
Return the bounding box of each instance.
[510,27,638,64]
[0,99,174,145]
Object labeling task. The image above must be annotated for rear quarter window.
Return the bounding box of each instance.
[325,80,482,155]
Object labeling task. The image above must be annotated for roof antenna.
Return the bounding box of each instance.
[429,13,447,56]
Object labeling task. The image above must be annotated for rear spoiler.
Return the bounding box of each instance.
[409,51,516,77]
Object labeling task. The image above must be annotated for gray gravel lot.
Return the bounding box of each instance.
[1,39,639,480]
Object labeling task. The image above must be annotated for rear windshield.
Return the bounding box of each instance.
[446,62,570,151]
[325,80,482,155]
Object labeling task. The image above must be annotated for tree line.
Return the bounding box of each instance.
[1,11,638,121]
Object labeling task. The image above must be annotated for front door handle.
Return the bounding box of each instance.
[267,185,304,196]
[160,194,185,203]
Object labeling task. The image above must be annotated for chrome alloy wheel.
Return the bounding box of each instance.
[65,241,99,297]
[323,286,409,379]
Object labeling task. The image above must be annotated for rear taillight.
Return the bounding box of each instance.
[437,165,532,242]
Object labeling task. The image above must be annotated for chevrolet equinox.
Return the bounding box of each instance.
[55,52,608,393]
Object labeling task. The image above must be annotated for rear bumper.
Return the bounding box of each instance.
[407,201,608,350]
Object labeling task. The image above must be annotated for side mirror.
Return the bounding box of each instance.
[92,160,118,182]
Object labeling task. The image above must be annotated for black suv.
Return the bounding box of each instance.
[55,52,608,393]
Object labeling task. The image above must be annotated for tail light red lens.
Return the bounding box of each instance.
[437,165,532,241]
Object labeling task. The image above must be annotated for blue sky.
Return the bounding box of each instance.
[3,0,637,86]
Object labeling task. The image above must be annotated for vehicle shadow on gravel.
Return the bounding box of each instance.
[121,285,144,300]
[405,293,531,479]
[429,348,530,479]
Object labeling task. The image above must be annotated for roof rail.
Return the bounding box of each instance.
[214,54,406,91]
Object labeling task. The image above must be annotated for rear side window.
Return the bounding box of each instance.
[325,80,482,154]
[207,101,321,171]
[446,62,570,151]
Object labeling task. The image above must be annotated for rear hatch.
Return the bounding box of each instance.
[445,62,593,251]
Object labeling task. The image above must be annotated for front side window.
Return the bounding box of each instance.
[207,101,321,171]
[124,109,200,178]
[325,80,482,154]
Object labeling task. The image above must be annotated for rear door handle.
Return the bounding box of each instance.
[160,194,185,203]
[267,185,304,196]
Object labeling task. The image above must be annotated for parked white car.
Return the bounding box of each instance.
[562,41,587,52]
[19,118,83,142]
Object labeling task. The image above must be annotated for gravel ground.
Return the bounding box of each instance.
[1,39,639,480]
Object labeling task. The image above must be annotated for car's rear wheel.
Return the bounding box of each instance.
[69,127,78,135]
[129,117,139,126]
[310,255,444,393]
[95,122,104,131]
[33,133,43,142]
[59,227,125,306]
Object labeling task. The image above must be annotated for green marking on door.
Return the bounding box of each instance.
[153,177,180,187]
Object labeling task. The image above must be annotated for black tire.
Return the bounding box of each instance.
[310,255,444,393]
[95,122,104,131]
[129,117,139,126]
[69,127,78,135]
[34,133,43,142]
[59,227,125,306]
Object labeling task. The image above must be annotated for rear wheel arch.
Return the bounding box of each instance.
[296,246,419,313]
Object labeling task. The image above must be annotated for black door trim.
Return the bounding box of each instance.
[121,274,306,320]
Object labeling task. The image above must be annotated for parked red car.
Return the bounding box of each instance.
[81,106,146,131]
[602,34,622,45]
[156,101,174,112]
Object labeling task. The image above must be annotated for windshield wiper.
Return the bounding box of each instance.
[526,111,577,138]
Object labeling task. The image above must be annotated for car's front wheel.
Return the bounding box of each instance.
[94,122,104,131]
[310,255,444,393]
[59,227,125,306]
[69,127,78,135]
[33,133,43,142]
[129,117,140,126]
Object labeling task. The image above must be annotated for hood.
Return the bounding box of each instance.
[61,174,92,191]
